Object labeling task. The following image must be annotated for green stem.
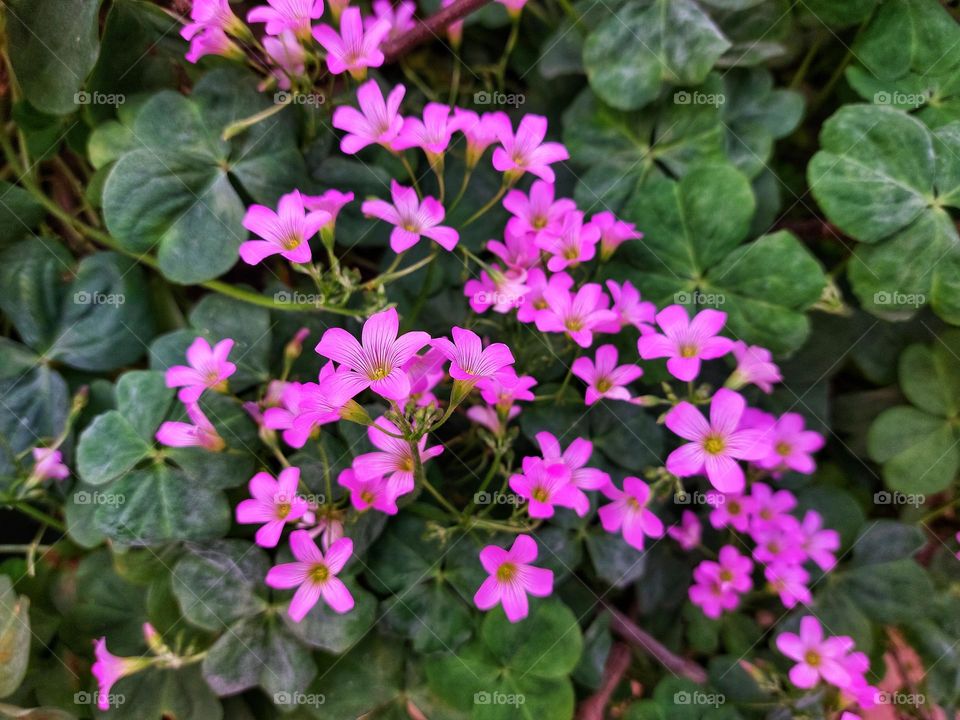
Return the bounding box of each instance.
[222,99,289,140]
[398,153,423,197]
[11,502,65,533]
[362,251,437,290]
[463,180,511,227]
[495,16,522,89]
[450,167,473,211]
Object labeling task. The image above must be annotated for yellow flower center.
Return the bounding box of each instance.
[775,441,792,457]
[533,216,547,229]
[719,569,733,583]
[309,563,330,583]
[496,562,517,582]
[703,434,726,455]
[282,234,302,250]
[276,502,291,519]
[532,486,549,503]
[370,364,391,380]
[596,377,613,393]
[805,650,821,667]
[360,490,375,505]
[679,344,698,358]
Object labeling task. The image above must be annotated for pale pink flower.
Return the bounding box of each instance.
[478,367,537,409]
[486,228,540,271]
[248,0,323,37]
[537,210,600,272]
[749,482,797,530]
[727,341,782,393]
[236,467,309,547]
[467,403,520,435]
[667,510,702,551]
[288,365,357,443]
[362,180,459,253]
[464,265,529,314]
[266,532,355,621]
[165,337,236,403]
[571,344,642,405]
[454,109,511,167]
[400,348,447,407]
[510,457,587,518]
[664,389,767,493]
[689,545,753,618]
[314,307,431,401]
[492,115,569,183]
[366,0,416,40]
[752,516,806,566]
[799,510,840,571]
[156,403,225,451]
[337,468,399,514]
[392,102,466,160]
[30,447,69,481]
[333,80,406,154]
[638,305,734,382]
[303,189,355,230]
[181,0,243,63]
[598,280,655,333]
[776,617,852,689]
[92,639,147,711]
[591,211,641,260]
[515,267,569,324]
[431,326,514,381]
[707,490,754,533]
[313,7,390,78]
[534,431,611,492]
[765,561,811,608]
[598,476,664,550]
[503,180,575,242]
[240,190,330,265]
[352,416,442,496]
[534,278,618,348]
[754,412,825,475]
[263,30,306,89]
[474,534,553,622]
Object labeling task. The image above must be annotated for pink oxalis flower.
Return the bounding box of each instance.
[240,190,330,266]
[571,344,642,405]
[754,412,825,475]
[474,534,554,623]
[235,467,309,547]
[266,531,355,621]
[156,403,225,452]
[313,7,390,78]
[592,210,641,260]
[503,180,576,242]
[534,279,618,348]
[362,180,459,253]
[492,115,569,183]
[247,0,323,38]
[338,468,399,514]
[689,545,753,618]
[352,416,442,496]
[454,109,511,167]
[393,102,466,161]
[598,476,664,550]
[333,80,406,154]
[510,457,587,518]
[181,0,243,64]
[728,341,782,393]
[165,336,236,403]
[431,326,515,382]
[92,638,148,711]
[30,447,69,481]
[638,305,734,382]
[534,432,610,492]
[776,617,853,689]
[667,510,702,551]
[536,210,600,272]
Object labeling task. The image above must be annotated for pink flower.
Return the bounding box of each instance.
[367,0,416,40]
[431,327,514,381]
[333,80,406,154]
[765,561,811,608]
[667,510,701,551]
[492,115,569,183]
[534,431,611,491]
[799,510,840,571]
[598,476,664,550]
[749,482,797,530]
[338,468,399,514]
[303,189,354,230]
[536,210,599,272]
[362,181,459,253]
[454,109,511,168]
[495,0,528,15]
[664,389,767,493]
[599,280,655,333]
[266,532,355,621]
[30,447,69,481]
[327,0,350,21]
[467,403,520,435]
[638,305,734,382]
[728,341,782,393]
[165,337,236,403]
[248,0,323,38]
[352,416,442,496]
[689,545,753,618]
[478,367,537,409]
[393,102,466,160]
[707,490,754,533]
[474,534,553,622]
[534,279,618,348]
[236,468,309,547]
[510,457,587,518]
[92,638,146,711]
[313,7,390,78]
[752,516,806,565]
[776,617,852,689]
[240,190,330,265]
[314,307,431,401]
[486,228,540,271]
[400,348,447,407]
[156,403,225,452]
[287,365,357,443]
[591,211,641,260]
[502,180,575,242]
[263,30,306,89]
[571,344,642,405]
[442,0,463,44]
[464,265,529,314]
[754,412,825,475]
[516,267,569,324]
[181,0,243,64]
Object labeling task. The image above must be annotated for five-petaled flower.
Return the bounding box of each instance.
[638,305,734,382]
[474,534,554,622]
[240,190,330,266]
[165,337,237,403]
[236,467,309,547]
[362,180,459,253]
[266,531,355,621]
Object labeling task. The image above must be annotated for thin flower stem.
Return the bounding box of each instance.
[495,16,522,89]
[398,153,423,198]
[362,250,437,289]
[462,179,511,227]
[449,166,473,211]
[11,502,65,533]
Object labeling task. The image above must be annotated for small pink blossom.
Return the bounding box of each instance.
[314,307,431,401]
[30,447,69,481]
[754,412,825,475]
[752,516,807,565]
[156,403,225,452]
[431,326,515,382]
[535,431,611,491]
[464,265,529,314]
[748,482,797,530]
[266,532,355,621]
[502,180,575,242]
[236,468,309,547]
[510,457,587,518]
[516,268,569,324]
[400,348,447,407]
[664,389,767,493]
[776,617,852,689]
[598,280,655,333]
[707,491,754,533]
[362,180,459,253]
[495,0,528,15]
[92,638,146,711]
[765,561,811,608]
[333,80,406,154]
[571,344,642,405]
[598,476,664,550]
[474,534,554,622]
[165,336,236,403]
[181,0,243,64]
[492,115,569,183]
[366,0,416,40]
[591,211,641,260]
[638,305,734,382]
[799,510,840,571]
[478,367,537,409]
[454,109,511,167]
[263,30,306,89]
[303,189,355,230]
[534,278,618,348]
[313,7,390,78]
[263,381,308,444]
[689,545,753,618]
[352,416,442,497]
[442,0,463,44]
[248,0,323,38]
[240,190,330,265]
[466,403,520,435]
[536,210,600,272]
[287,365,357,444]
[486,228,540,271]
[667,510,701,551]
[393,102,467,160]
[728,341,782,393]
[338,468,399,514]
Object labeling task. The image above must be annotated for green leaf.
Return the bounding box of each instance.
[868,406,959,493]
[583,0,730,111]
[76,410,152,486]
[171,541,270,632]
[852,521,925,566]
[0,339,38,381]
[0,577,30,698]
[586,531,647,588]
[837,559,935,623]
[308,634,405,718]
[102,69,307,283]
[284,580,377,654]
[0,181,45,246]
[381,582,472,653]
[114,370,174,441]
[481,600,583,678]
[100,665,222,720]
[94,463,231,545]
[0,367,69,476]
[5,0,102,115]
[898,332,960,417]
